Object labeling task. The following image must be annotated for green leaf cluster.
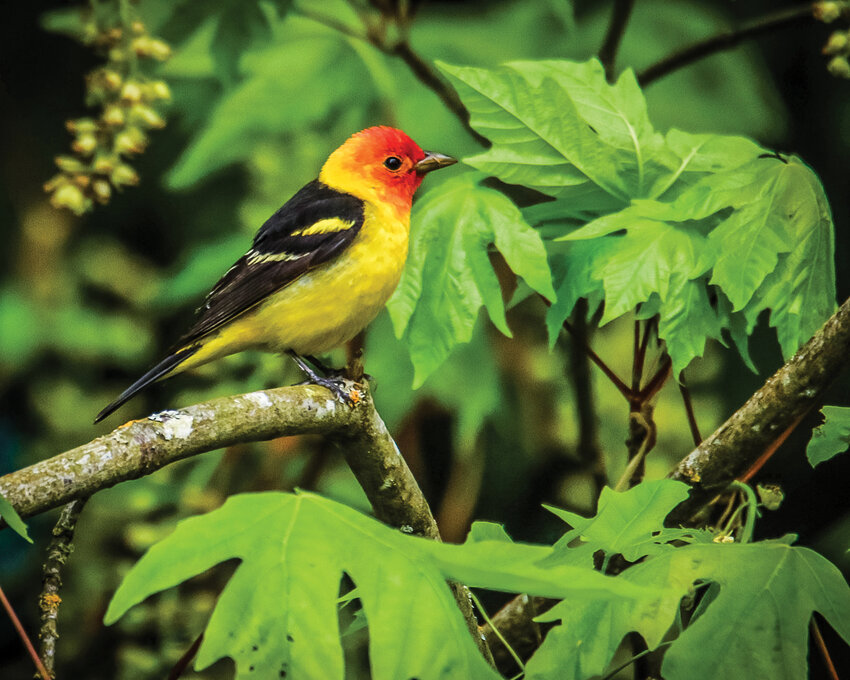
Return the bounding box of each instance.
[435,59,836,375]
[107,481,850,680]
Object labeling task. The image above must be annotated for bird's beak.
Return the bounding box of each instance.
[414,152,457,175]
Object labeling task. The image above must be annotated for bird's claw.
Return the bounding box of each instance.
[310,376,363,407]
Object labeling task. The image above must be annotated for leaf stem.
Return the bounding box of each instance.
[599,640,674,680]
[730,480,758,543]
[562,318,633,399]
[567,299,607,494]
[0,583,51,679]
[167,632,204,680]
[631,319,643,393]
[598,0,636,82]
[614,418,652,492]
[637,355,671,402]
[469,590,525,674]
[637,4,817,87]
[811,618,841,680]
[678,374,702,446]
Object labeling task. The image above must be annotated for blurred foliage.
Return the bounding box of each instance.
[1,0,850,677]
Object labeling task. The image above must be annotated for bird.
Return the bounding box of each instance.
[95,126,456,423]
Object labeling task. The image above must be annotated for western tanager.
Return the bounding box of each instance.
[95,126,455,423]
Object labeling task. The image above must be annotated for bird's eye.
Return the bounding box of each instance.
[383,156,403,171]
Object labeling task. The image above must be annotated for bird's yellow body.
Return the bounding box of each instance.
[178,199,409,369]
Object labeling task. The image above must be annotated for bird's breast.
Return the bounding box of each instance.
[247,200,410,355]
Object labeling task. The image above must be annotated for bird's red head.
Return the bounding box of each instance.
[319,126,456,210]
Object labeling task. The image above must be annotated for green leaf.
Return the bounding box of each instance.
[388,174,555,386]
[105,492,642,680]
[542,480,698,567]
[437,59,675,200]
[527,541,850,680]
[807,405,850,467]
[743,158,836,358]
[661,543,850,679]
[562,1,789,141]
[658,275,722,376]
[0,491,32,544]
[465,521,513,544]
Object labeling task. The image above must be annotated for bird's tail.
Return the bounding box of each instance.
[94,345,200,424]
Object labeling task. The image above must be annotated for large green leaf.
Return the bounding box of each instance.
[438,59,676,201]
[105,492,643,680]
[543,480,708,567]
[388,174,555,386]
[528,541,850,680]
[563,0,789,140]
[807,405,850,468]
[742,158,836,358]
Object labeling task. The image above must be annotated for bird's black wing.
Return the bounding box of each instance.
[175,180,365,348]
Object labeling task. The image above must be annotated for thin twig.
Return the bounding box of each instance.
[637,355,672,402]
[294,4,489,146]
[615,411,653,491]
[638,4,817,86]
[391,41,489,146]
[678,375,702,446]
[39,498,88,678]
[598,0,636,81]
[167,632,204,680]
[294,5,370,42]
[811,618,841,680]
[0,584,51,679]
[562,318,633,399]
[631,319,643,393]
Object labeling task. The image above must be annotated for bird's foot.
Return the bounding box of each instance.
[310,375,364,406]
[289,350,364,406]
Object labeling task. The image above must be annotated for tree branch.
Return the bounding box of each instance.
[38,498,88,678]
[598,0,636,81]
[0,385,359,520]
[637,4,817,87]
[486,297,850,661]
[668,295,850,522]
[0,382,492,662]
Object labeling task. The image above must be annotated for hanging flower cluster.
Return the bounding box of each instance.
[815,1,850,79]
[45,8,172,216]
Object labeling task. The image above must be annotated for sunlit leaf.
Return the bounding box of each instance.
[106,492,643,680]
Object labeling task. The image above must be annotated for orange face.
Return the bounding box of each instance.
[319,126,456,209]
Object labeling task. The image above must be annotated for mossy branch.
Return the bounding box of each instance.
[0,381,491,661]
